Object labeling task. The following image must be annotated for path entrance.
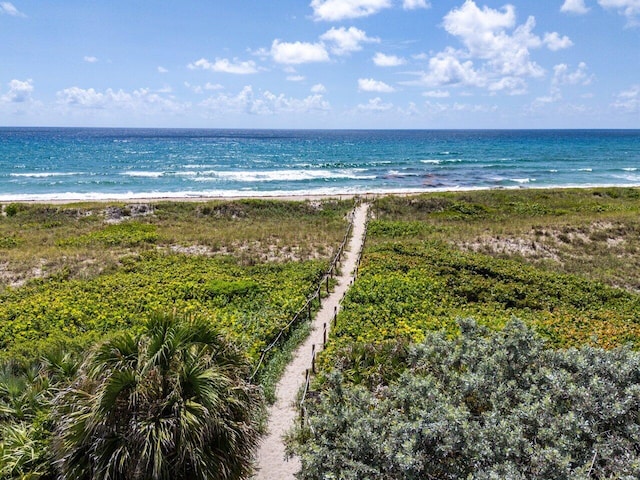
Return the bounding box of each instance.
[254,203,369,480]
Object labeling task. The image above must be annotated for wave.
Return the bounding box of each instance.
[121,171,165,178]
[5,182,640,202]
[510,178,536,184]
[10,172,82,178]
[190,169,377,183]
[421,158,463,165]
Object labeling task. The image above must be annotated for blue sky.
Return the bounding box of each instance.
[1,0,638,128]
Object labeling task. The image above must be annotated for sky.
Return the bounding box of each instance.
[1,0,639,129]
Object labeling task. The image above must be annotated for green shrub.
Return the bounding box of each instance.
[58,222,159,247]
[290,320,640,480]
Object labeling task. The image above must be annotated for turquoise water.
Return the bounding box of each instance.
[0,128,639,201]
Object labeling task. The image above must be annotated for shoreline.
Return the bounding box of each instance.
[4,183,640,205]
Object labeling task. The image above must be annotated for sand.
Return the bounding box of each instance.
[253,203,369,480]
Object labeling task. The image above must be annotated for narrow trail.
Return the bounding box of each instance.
[254,203,369,480]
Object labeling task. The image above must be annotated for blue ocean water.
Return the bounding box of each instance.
[0,128,639,201]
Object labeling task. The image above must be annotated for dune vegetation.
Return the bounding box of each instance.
[3,189,640,479]
[0,198,353,480]
[290,188,640,479]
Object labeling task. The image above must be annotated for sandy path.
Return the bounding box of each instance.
[254,203,369,480]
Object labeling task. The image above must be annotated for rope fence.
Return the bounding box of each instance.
[298,207,369,428]
[248,202,359,382]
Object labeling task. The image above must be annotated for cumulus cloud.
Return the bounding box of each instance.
[358,78,395,92]
[543,32,573,50]
[561,0,590,14]
[488,76,527,94]
[411,1,573,95]
[373,52,406,67]
[403,0,430,9]
[287,75,306,82]
[84,56,98,63]
[423,90,450,98]
[532,63,591,108]
[200,85,331,115]
[310,0,392,21]
[157,66,169,73]
[56,86,185,115]
[356,97,394,112]
[442,2,549,77]
[552,62,592,85]
[2,79,34,103]
[0,2,25,16]
[612,85,639,112]
[270,40,330,64]
[416,48,486,88]
[320,26,379,55]
[188,58,259,74]
[598,0,640,25]
[184,82,223,94]
[311,83,327,93]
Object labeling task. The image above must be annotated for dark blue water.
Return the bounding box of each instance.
[0,128,639,201]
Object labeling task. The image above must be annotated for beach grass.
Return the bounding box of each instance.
[0,198,351,290]
[371,187,640,290]
[0,198,353,370]
[317,187,640,385]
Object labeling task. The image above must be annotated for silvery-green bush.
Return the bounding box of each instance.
[288,320,640,479]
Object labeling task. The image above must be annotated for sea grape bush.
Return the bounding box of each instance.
[319,234,640,379]
[290,320,640,479]
[0,252,326,362]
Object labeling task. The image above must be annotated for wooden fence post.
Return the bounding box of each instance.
[311,344,316,374]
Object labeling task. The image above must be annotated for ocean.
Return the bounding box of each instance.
[1,128,639,202]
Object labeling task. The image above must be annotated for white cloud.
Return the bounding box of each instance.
[287,75,306,82]
[451,102,497,112]
[311,83,327,93]
[157,66,169,73]
[270,40,330,64]
[356,97,394,112]
[84,56,98,63]
[200,85,331,115]
[403,0,430,9]
[552,62,592,85]
[358,78,395,92]
[188,58,259,74]
[0,2,24,16]
[531,63,591,108]
[310,0,392,21]
[561,0,590,14]
[185,82,224,94]
[2,79,34,103]
[410,1,572,95]
[185,82,202,94]
[543,32,573,51]
[423,90,450,98]
[612,85,639,112]
[416,48,486,88]
[320,26,379,55]
[598,0,640,25]
[56,86,185,115]
[533,89,562,106]
[373,52,406,67]
[488,76,527,94]
[442,2,548,78]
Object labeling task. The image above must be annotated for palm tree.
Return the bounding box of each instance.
[52,312,264,480]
